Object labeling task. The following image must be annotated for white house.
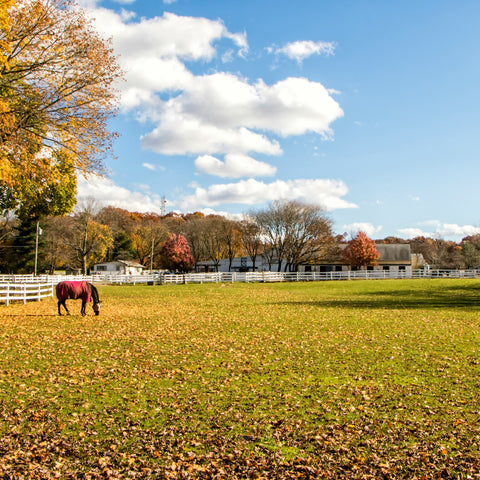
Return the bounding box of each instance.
[91,260,145,275]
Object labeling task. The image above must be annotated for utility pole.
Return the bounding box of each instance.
[34,220,40,276]
[150,237,155,273]
[161,196,166,216]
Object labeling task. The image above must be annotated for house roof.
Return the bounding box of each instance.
[94,260,145,268]
[117,260,145,268]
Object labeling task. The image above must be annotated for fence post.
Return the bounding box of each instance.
[6,283,9,306]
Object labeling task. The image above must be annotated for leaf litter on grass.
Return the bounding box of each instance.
[1,279,480,478]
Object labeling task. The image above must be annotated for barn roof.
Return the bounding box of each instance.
[376,244,411,262]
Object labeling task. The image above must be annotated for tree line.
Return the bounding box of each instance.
[2,199,480,274]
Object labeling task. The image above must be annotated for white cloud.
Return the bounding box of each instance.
[398,221,480,239]
[275,40,336,62]
[91,11,246,62]
[84,10,247,111]
[164,73,343,137]
[195,154,276,178]
[179,178,357,211]
[141,117,282,156]
[140,73,342,155]
[142,162,156,171]
[398,227,429,238]
[84,8,341,157]
[342,222,383,237]
[79,6,347,215]
[163,0,177,4]
[77,174,165,213]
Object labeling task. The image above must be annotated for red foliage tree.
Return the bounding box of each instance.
[342,231,380,269]
[160,233,195,272]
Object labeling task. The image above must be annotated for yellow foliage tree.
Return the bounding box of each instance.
[0,0,121,205]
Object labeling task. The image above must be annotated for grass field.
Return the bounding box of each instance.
[1,279,479,479]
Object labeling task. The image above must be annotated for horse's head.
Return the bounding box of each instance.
[93,301,101,316]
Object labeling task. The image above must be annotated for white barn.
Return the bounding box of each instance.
[91,260,145,275]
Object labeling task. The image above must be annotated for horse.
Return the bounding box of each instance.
[56,281,101,316]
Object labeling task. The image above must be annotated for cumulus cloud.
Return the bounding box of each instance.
[78,6,348,214]
[140,73,342,155]
[195,154,276,178]
[84,9,341,158]
[92,11,246,62]
[84,10,247,110]
[142,118,282,156]
[77,175,165,213]
[179,178,357,211]
[142,162,156,171]
[398,221,480,239]
[274,40,336,62]
[342,222,383,237]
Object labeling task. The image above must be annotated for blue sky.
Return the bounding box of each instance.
[76,0,480,240]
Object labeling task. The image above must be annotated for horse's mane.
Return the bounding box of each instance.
[89,283,100,304]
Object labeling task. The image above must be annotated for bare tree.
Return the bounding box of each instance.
[202,216,230,271]
[240,217,263,272]
[43,215,74,274]
[221,218,242,272]
[252,200,337,272]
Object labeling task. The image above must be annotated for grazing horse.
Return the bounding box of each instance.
[56,281,101,316]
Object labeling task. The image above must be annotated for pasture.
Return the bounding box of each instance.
[1,279,479,479]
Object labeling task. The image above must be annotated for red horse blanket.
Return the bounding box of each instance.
[56,281,92,303]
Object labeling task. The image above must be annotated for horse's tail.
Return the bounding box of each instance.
[90,283,100,304]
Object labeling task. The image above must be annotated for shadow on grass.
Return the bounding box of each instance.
[282,283,480,310]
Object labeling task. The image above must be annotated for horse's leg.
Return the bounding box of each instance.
[81,301,86,316]
[63,301,70,315]
[58,300,70,315]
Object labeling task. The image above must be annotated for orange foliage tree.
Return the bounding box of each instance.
[342,231,380,269]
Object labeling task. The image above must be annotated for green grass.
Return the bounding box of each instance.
[1,279,480,478]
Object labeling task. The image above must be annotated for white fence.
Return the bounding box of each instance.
[1,269,479,305]
[160,269,480,284]
[0,282,54,306]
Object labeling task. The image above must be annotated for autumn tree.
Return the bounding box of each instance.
[42,215,74,273]
[202,216,231,271]
[0,0,121,212]
[342,231,380,269]
[281,202,337,271]
[252,200,336,272]
[130,218,169,268]
[220,218,243,272]
[66,206,113,275]
[240,217,263,271]
[183,216,209,265]
[159,233,195,273]
[409,237,463,269]
[95,207,135,236]
[461,235,480,268]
